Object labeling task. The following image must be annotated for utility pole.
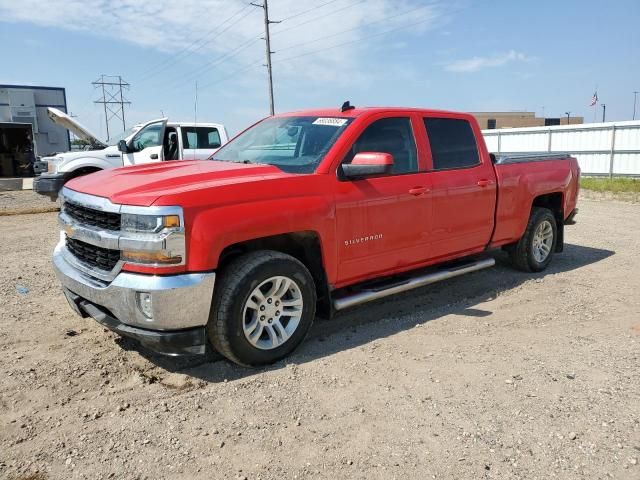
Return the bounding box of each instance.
[565,111,571,125]
[602,104,606,123]
[92,75,131,141]
[633,91,639,120]
[251,0,280,115]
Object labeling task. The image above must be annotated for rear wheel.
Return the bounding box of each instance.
[508,207,557,272]
[208,250,316,366]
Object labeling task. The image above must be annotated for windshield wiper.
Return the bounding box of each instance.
[210,158,254,164]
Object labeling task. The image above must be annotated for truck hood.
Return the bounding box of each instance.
[65,160,290,206]
[48,107,107,147]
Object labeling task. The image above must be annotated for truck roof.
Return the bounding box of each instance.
[169,122,225,128]
[276,106,472,119]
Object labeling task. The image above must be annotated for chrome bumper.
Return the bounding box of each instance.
[52,241,216,354]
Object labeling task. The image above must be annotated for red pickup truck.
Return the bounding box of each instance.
[52,105,579,366]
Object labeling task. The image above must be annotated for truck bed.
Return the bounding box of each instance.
[491,155,580,246]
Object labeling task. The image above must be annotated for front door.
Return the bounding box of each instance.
[123,118,167,166]
[334,116,432,285]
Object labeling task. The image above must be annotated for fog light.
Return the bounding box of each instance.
[136,292,153,319]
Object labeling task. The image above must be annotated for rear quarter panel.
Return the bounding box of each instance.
[491,158,578,246]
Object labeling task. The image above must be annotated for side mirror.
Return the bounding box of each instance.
[342,152,393,179]
[117,139,129,153]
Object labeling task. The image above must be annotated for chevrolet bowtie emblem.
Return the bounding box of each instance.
[63,224,74,237]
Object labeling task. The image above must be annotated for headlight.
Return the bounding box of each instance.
[47,157,62,173]
[120,213,181,233]
[119,211,185,266]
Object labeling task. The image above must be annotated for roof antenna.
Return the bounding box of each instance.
[341,100,355,112]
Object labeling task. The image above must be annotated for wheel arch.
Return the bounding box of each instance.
[531,192,564,252]
[217,231,332,318]
[67,166,102,179]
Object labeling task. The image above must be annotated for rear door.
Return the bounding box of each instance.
[181,125,223,160]
[334,114,433,285]
[123,118,167,166]
[422,115,496,259]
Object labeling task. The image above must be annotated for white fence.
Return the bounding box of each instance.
[482,120,640,176]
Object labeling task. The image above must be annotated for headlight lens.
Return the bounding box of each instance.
[47,157,62,173]
[121,213,181,233]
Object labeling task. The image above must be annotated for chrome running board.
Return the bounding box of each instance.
[333,257,495,311]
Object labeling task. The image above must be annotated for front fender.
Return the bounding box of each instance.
[57,156,122,174]
[185,195,337,283]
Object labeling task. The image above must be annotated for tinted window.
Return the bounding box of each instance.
[424,118,479,170]
[182,127,221,149]
[487,118,496,129]
[343,117,418,174]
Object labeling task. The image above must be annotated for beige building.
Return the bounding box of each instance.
[471,111,584,130]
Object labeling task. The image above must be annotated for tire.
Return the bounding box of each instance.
[508,207,557,272]
[208,250,316,366]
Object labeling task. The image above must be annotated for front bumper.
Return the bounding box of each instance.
[52,243,216,355]
[34,173,67,201]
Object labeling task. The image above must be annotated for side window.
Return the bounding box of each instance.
[182,127,221,149]
[182,129,197,149]
[343,117,418,174]
[206,128,221,148]
[131,122,163,152]
[424,117,480,170]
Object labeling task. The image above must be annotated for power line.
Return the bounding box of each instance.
[151,0,351,94]
[274,13,437,64]
[271,0,366,36]
[278,0,341,22]
[276,3,436,53]
[156,34,263,92]
[198,60,264,92]
[136,3,255,82]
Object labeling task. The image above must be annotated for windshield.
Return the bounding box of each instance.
[210,116,353,173]
[107,126,140,146]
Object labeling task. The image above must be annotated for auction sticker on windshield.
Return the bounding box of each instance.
[312,118,348,127]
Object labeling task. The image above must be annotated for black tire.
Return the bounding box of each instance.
[208,250,316,366]
[508,207,557,272]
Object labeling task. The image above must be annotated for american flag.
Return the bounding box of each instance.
[589,91,598,106]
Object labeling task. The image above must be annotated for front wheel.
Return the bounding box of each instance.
[208,250,316,366]
[508,207,557,272]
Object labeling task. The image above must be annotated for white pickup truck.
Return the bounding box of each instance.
[34,108,228,200]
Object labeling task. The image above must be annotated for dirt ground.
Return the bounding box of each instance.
[0,198,638,480]
[0,191,59,216]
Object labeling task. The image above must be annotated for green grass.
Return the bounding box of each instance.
[580,177,640,193]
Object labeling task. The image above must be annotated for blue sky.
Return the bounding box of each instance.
[1,0,638,139]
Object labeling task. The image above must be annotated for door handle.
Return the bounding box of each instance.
[477,179,494,187]
[150,153,159,159]
[409,186,429,196]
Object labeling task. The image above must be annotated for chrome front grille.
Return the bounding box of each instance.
[63,201,121,231]
[65,237,120,272]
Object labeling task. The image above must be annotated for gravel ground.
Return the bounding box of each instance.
[0,199,638,480]
[0,191,59,216]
